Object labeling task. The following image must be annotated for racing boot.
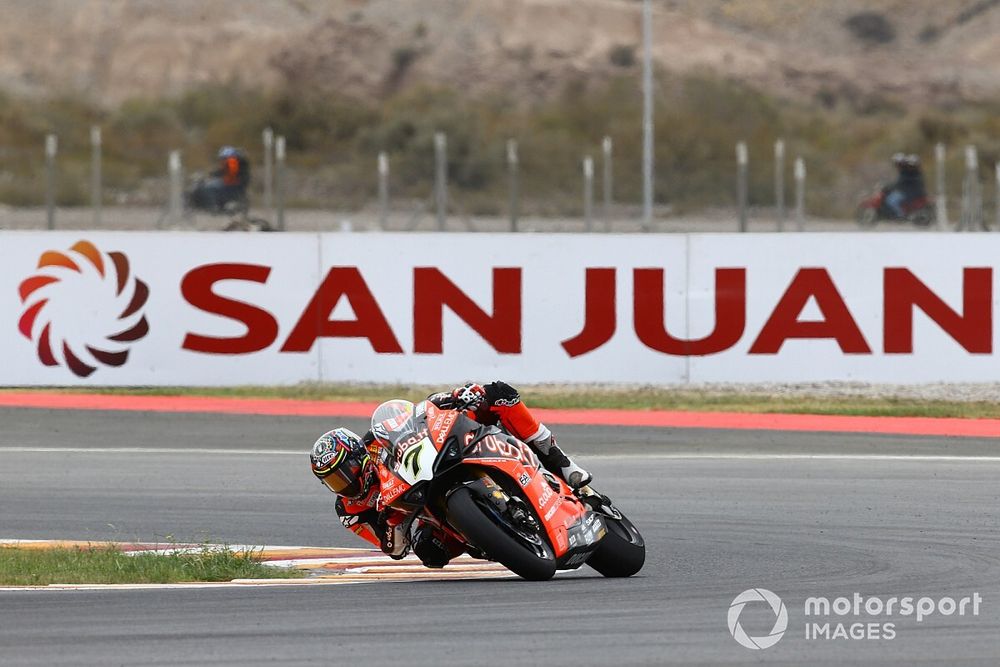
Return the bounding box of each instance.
[528,426,592,490]
[412,524,463,569]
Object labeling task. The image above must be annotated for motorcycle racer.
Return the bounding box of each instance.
[882,152,927,219]
[309,382,592,567]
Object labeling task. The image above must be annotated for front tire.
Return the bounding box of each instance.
[857,205,877,228]
[587,512,645,578]
[446,486,556,581]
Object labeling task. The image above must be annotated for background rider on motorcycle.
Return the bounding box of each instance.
[308,381,593,568]
[883,153,926,218]
[189,146,251,212]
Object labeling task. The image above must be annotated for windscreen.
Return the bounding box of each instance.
[370,399,418,452]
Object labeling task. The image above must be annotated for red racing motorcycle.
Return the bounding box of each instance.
[856,187,934,227]
[374,400,645,581]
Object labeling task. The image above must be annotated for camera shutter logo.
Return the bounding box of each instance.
[728,588,788,650]
[17,240,150,378]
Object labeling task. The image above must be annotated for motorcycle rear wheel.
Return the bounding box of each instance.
[586,510,645,578]
[447,486,557,581]
[911,208,934,226]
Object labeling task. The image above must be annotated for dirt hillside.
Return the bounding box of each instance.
[1,0,998,106]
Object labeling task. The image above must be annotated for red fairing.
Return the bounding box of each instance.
[461,432,586,558]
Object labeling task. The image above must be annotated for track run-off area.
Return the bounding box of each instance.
[1,395,999,665]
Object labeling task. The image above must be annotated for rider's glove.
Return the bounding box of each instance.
[377,509,410,560]
[450,382,486,411]
[483,381,521,408]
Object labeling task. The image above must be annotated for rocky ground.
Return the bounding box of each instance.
[2,0,1000,108]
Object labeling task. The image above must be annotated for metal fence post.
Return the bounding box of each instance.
[960,145,982,232]
[275,135,286,232]
[262,127,274,217]
[166,150,182,228]
[794,157,806,231]
[736,141,748,232]
[935,142,947,230]
[506,139,519,232]
[377,151,389,230]
[641,0,653,232]
[995,162,1000,232]
[774,138,785,231]
[583,156,594,232]
[602,136,613,231]
[90,126,102,227]
[434,132,447,231]
[45,134,57,230]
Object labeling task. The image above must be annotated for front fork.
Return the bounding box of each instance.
[575,485,623,520]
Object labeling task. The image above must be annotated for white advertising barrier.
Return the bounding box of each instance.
[0,231,996,385]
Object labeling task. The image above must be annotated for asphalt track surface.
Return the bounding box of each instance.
[1,407,999,666]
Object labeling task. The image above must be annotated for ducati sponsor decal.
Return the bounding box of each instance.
[467,434,540,469]
[537,482,554,508]
[381,481,406,505]
[431,411,457,444]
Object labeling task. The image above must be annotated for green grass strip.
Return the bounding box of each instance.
[0,545,304,586]
[3,384,1000,419]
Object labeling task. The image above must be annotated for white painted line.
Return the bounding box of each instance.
[0,568,543,592]
[0,568,560,592]
[0,447,301,455]
[582,453,1000,462]
[2,447,999,463]
[0,542,524,592]
[0,539,367,551]
[0,580,362,592]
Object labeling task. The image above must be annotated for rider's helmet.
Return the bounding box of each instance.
[904,153,921,167]
[370,399,416,446]
[309,427,373,499]
[891,152,906,167]
[217,146,239,160]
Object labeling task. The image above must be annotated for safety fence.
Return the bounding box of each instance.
[11,128,1000,233]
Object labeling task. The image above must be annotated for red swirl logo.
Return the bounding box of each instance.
[17,240,150,377]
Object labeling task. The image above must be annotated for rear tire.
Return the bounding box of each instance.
[587,512,645,578]
[911,208,934,227]
[446,486,556,581]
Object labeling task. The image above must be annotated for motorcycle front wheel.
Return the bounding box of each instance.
[447,486,556,581]
[586,509,645,578]
[857,205,878,228]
